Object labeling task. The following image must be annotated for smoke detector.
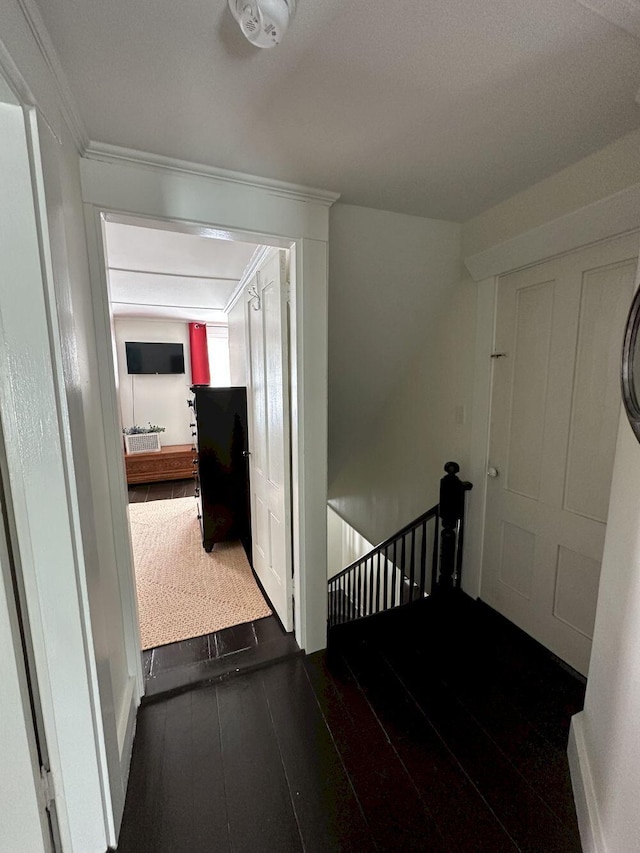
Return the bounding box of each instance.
[228,0,297,48]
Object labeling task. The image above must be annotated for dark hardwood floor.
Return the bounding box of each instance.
[128,477,197,503]
[143,615,300,700]
[117,593,585,852]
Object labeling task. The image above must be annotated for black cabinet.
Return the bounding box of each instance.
[191,386,251,557]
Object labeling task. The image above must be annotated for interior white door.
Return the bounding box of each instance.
[246,249,293,630]
[482,232,638,675]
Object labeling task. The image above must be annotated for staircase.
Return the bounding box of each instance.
[328,462,472,632]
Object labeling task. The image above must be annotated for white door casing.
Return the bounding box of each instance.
[0,484,52,853]
[482,232,639,675]
[245,250,293,630]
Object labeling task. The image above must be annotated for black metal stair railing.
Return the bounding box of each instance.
[328,462,472,630]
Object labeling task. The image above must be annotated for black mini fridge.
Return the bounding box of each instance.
[191,386,251,558]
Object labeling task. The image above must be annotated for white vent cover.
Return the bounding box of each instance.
[124,433,162,454]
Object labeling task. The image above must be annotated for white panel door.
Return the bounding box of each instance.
[246,250,293,630]
[482,233,638,675]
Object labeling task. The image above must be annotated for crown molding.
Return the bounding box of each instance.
[224,246,273,313]
[576,0,640,39]
[464,182,640,280]
[83,141,341,208]
[0,42,24,105]
[15,0,89,151]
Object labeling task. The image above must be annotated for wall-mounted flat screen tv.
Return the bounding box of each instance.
[125,342,185,375]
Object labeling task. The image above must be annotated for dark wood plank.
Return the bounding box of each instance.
[116,702,168,853]
[230,619,258,652]
[142,649,153,678]
[216,670,303,853]
[215,623,255,658]
[154,691,230,852]
[334,645,518,853]
[127,485,148,503]
[144,637,302,700]
[151,635,211,674]
[146,482,175,502]
[261,657,376,852]
[370,605,581,831]
[305,652,447,852]
[253,615,286,644]
[416,644,581,829]
[374,646,580,853]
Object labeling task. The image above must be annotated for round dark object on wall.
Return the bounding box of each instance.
[621,287,640,442]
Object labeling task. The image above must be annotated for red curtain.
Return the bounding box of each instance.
[188,322,210,386]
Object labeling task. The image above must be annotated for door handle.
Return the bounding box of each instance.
[487,466,499,478]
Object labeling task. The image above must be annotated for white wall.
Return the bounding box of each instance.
[327,506,375,578]
[570,405,640,853]
[228,297,248,386]
[328,203,462,485]
[207,324,231,386]
[328,203,475,548]
[114,318,193,445]
[463,127,640,259]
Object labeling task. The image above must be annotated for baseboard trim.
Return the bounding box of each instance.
[568,712,606,853]
[118,675,138,780]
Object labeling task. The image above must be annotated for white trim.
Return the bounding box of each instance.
[206,323,229,337]
[117,676,137,782]
[85,206,146,697]
[464,277,498,601]
[464,183,640,281]
[81,153,331,672]
[0,60,21,105]
[576,0,640,39]
[109,266,240,283]
[568,713,607,853]
[0,455,52,853]
[0,101,108,852]
[14,0,89,151]
[84,141,341,207]
[102,210,278,246]
[224,245,272,313]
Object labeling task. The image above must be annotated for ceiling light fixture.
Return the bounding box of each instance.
[228,0,297,48]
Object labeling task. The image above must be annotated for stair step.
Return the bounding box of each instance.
[143,634,302,703]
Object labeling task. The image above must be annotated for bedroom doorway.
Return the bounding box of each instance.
[101,218,296,694]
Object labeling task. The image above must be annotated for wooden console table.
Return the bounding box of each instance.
[124,444,195,484]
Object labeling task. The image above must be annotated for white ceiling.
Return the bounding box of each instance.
[34,0,640,221]
[105,221,259,322]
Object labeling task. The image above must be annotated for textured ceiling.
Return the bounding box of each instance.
[34,0,640,220]
[105,221,258,321]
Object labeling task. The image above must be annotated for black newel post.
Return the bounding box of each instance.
[438,462,473,592]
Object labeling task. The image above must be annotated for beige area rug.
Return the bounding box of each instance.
[129,497,271,649]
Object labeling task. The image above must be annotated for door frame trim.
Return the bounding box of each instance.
[243,247,294,630]
[466,186,640,608]
[80,150,333,686]
[467,215,640,605]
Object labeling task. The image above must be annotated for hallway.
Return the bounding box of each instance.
[116,595,584,852]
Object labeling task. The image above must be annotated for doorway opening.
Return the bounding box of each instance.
[101,216,297,694]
